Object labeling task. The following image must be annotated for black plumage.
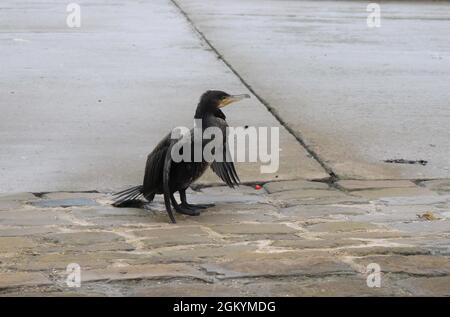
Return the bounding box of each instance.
[112,90,250,223]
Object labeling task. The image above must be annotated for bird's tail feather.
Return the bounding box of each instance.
[112,185,144,207]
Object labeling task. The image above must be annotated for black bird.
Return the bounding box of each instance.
[112,90,250,223]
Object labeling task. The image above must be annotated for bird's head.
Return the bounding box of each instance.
[195,90,250,119]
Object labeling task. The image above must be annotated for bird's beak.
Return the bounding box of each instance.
[219,94,251,108]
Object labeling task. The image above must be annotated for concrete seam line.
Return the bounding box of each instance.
[169,0,338,183]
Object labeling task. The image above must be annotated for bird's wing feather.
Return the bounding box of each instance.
[211,160,240,188]
[207,116,240,188]
[162,137,177,223]
[142,133,171,192]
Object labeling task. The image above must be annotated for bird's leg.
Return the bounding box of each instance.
[144,192,155,202]
[170,193,200,216]
[179,189,199,211]
[179,189,215,210]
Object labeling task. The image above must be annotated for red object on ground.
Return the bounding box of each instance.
[255,184,262,190]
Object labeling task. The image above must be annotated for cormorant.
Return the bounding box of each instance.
[112,90,250,223]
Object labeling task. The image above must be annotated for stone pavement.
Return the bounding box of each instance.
[1,179,450,296]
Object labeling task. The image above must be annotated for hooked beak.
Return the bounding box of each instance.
[219,94,251,108]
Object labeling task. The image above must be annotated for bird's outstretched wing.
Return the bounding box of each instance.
[207,116,240,188]
[163,137,177,224]
[142,134,170,193]
[211,159,240,188]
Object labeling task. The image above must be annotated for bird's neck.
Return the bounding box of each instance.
[194,101,211,119]
[194,104,226,120]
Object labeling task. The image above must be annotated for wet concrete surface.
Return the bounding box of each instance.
[0,0,326,193]
[175,0,450,179]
